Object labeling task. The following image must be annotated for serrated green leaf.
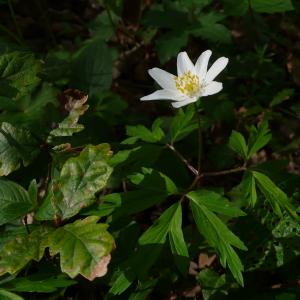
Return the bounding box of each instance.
[196,268,226,300]
[0,52,40,98]
[0,227,51,276]
[110,169,177,218]
[47,216,114,280]
[128,168,177,194]
[139,204,178,245]
[137,203,189,274]
[128,279,158,300]
[94,91,128,125]
[0,83,58,130]
[247,121,271,158]
[168,204,189,274]
[70,38,117,95]
[270,88,294,107]
[0,180,36,225]
[252,171,298,219]
[229,130,248,160]
[0,122,39,176]
[251,0,294,13]
[188,190,246,217]
[0,290,24,300]
[188,192,246,285]
[49,93,88,137]
[170,106,197,143]
[242,172,257,206]
[109,272,133,295]
[125,119,165,144]
[46,144,113,220]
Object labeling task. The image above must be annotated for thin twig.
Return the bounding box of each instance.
[166,143,198,176]
[201,166,246,178]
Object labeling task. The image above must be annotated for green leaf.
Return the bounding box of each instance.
[188,190,246,217]
[252,171,298,219]
[45,144,113,220]
[88,11,117,41]
[0,227,51,276]
[222,0,248,16]
[228,130,248,160]
[128,279,158,300]
[28,179,37,205]
[138,204,178,245]
[0,290,24,300]
[110,168,177,218]
[49,93,89,137]
[247,121,271,158]
[270,88,294,107]
[82,168,176,219]
[0,83,58,130]
[196,269,226,300]
[192,23,231,44]
[109,272,133,296]
[125,119,165,144]
[0,179,36,225]
[241,172,257,207]
[128,168,177,194]
[138,203,188,274]
[188,192,247,285]
[47,216,114,280]
[70,38,117,95]
[251,0,294,13]
[1,275,76,293]
[94,91,128,125]
[97,190,165,219]
[110,145,162,182]
[0,52,40,98]
[0,122,39,176]
[170,106,197,143]
[156,31,188,63]
[168,204,189,274]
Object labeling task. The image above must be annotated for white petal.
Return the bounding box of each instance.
[177,52,195,76]
[195,50,212,80]
[148,68,176,89]
[171,97,198,108]
[202,81,223,96]
[141,89,184,101]
[205,57,229,83]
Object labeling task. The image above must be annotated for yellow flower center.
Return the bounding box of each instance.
[174,71,200,97]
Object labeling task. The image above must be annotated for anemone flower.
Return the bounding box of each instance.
[140,50,228,108]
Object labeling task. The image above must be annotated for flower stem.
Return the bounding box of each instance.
[194,103,202,173]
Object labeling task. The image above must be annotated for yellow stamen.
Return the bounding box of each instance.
[174,71,200,97]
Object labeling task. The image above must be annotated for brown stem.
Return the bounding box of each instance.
[166,144,198,176]
[201,166,246,178]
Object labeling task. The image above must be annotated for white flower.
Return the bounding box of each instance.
[140,50,229,108]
